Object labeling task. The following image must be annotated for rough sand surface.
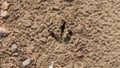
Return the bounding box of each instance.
[0,0,120,68]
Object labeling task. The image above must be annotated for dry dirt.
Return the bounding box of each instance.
[0,0,120,68]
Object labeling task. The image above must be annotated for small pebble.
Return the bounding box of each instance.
[49,62,54,68]
[23,20,31,27]
[53,6,60,10]
[1,1,9,10]
[0,27,7,33]
[0,27,10,37]
[13,53,19,56]
[0,10,8,17]
[31,23,37,29]
[22,58,31,66]
[41,29,50,37]
[11,43,17,52]
[76,51,84,58]
[0,51,4,57]
[40,37,47,43]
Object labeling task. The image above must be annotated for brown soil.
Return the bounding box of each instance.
[0,0,120,68]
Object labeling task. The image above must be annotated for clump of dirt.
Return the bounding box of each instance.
[0,0,120,68]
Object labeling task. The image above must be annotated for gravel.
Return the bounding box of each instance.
[11,43,17,52]
[22,58,31,67]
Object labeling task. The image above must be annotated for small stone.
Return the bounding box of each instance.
[0,27,7,33]
[41,29,49,37]
[49,62,54,68]
[23,20,31,27]
[11,43,17,52]
[0,27,10,37]
[40,37,47,43]
[26,44,34,53]
[31,23,37,29]
[53,6,60,11]
[76,51,84,58]
[0,51,4,57]
[0,10,8,17]
[13,53,19,56]
[1,2,9,10]
[22,58,31,67]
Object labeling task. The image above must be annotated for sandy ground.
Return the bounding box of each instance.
[0,0,120,68]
